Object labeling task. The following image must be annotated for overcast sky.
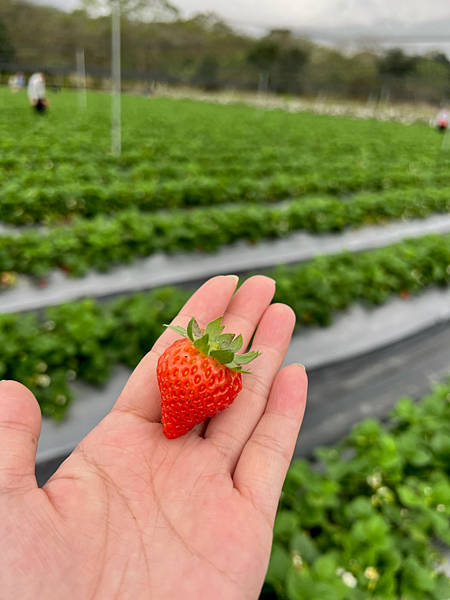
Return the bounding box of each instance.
[33,0,450,30]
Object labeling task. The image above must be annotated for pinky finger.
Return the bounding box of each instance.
[233,365,307,527]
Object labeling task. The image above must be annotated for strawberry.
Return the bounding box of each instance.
[157,316,260,439]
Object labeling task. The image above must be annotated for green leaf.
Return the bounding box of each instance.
[217,333,235,348]
[351,514,388,546]
[397,486,423,508]
[194,333,210,355]
[432,574,450,600]
[210,349,234,364]
[187,317,196,342]
[164,325,187,337]
[192,319,203,339]
[344,496,375,520]
[290,531,320,564]
[314,555,337,580]
[274,510,299,539]
[266,543,293,587]
[233,351,260,365]
[228,334,243,353]
[205,317,225,341]
[187,318,202,342]
[403,557,435,592]
[226,361,251,374]
[192,321,203,338]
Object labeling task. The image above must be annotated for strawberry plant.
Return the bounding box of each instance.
[262,383,450,599]
[2,89,450,225]
[2,189,450,281]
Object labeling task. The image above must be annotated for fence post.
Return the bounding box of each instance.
[76,48,87,111]
[111,0,121,156]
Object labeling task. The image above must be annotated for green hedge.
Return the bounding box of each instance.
[263,384,450,600]
[2,233,450,417]
[2,188,450,280]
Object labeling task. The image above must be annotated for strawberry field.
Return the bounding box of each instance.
[4,90,450,228]
[5,88,450,599]
[2,89,450,284]
[2,87,450,407]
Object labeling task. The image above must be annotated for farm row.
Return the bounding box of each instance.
[3,176,450,226]
[2,188,450,282]
[3,232,450,419]
[2,91,450,225]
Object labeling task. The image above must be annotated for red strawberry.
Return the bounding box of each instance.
[157,316,260,439]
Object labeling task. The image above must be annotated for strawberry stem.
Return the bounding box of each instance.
[165,316,261,373]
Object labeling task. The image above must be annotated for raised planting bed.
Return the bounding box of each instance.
[0,191,450,289]
[5,231,450,419]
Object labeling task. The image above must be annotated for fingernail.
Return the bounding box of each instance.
[267,277,277,284]
[227,275,239,284]
[294,364,306,371]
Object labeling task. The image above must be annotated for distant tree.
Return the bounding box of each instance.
[428,52,450,83]
[0,17,14,65]
[430,52,450,70]
[248,33,310,93]
[247,40,280,75]
[308,48,377,86]
[414,58,449,93]
[275,46,309,92]
[247,39,280,91]
[267,29,293,44]
[378,48,417,78]
[191,12,234,36]
[194,55,219,90]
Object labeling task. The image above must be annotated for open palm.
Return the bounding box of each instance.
[0,276,307,600]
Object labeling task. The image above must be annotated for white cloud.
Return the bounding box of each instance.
[162,0,450,28]
[33,0,80,9]
[30,0,450,30]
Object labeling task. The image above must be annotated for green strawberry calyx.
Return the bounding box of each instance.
[165,316,261,374]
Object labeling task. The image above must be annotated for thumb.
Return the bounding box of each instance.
[0,381,42,492]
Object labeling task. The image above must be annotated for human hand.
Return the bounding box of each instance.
[0,275,307,600]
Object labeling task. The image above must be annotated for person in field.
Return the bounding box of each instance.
[27,72,49,114]
[436,108,449,133]
[15,72,25,90]
[8,72,25,93]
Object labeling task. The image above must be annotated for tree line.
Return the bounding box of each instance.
[0,0,449,103]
